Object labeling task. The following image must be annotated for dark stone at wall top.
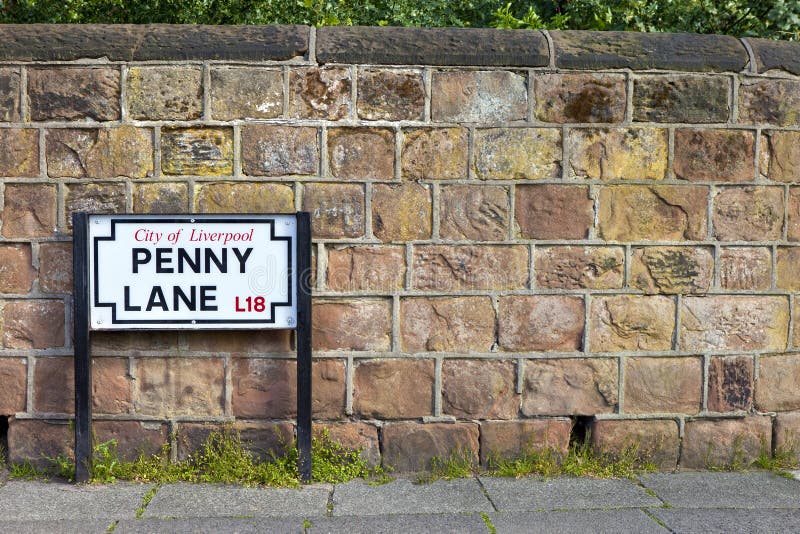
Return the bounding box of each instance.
[744,38,800,75]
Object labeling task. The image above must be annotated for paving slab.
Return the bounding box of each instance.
[143,483,330,519]
[0,481,152,520]
[332,478,493,516]
[639,472,800,509]
[0,520,115,534]
[650,508,800,533]
[308,513,488,534]
[478,476,661,511]
[116,517,305,533]
[488,510,667,534]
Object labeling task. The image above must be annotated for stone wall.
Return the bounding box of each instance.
[0,25,799,471]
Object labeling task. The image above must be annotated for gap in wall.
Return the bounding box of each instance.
[569,416,594,446]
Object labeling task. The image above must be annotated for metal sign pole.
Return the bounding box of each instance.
[72,212,92,483]
[296,212,313,482]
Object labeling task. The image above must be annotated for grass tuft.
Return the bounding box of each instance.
[417,447,476,484]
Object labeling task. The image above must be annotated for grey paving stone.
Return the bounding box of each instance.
[308,513,488,534]
[143,483,330,519]
[488,510,667,534]
[332,478,493,516]
[0,481,152,520]
[479,476,661,511]
[639,472,800,509]
[650,508,800,534]
[116,517,305,533]
[0,520,115,534]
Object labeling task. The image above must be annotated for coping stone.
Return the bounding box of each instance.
[307,513,488,533]
[650,508,800,533]
[744,38,800,75]
[488,510,668,534]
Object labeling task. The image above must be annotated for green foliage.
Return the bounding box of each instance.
[8,459,47,480]
[417,447,477,483]
[481,512,497,534]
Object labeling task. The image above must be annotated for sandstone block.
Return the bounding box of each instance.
[134,182,188,214]
[522,358,618,416]
[7,419,71,466]
[630,246,713,294]
[2,300,64,349]
[372,183,432,242]
[382,422,479,472]
[0,128,39,177]
[674,129,755,182]
[91,331,178,352]
[328,127,394,180]
[289,67,351,120]
[432,70,526,123]
[761,130,800,183]
[739,79,800,127]
[774,412,800,459]
[532,73,626,123]
[183,330,291,354]
[47,127,153,179]
[357,68,424,121]
[590,295,675,351]
[567,128,667,180]
[65,183,126,230]
[474,128,561,180]
[401,296,495,353]
[633,75,730,123]
[480,419,571,465]
[681,296,788,352]
[1,184,57,238]
[0,244,36,293]
[176,422,294,462]
[194,182,294,214]
[718,247,771,290]
[0,67,20,121]
[708,355,753,412]
[624,357,702,414]
[790,187,800,241]
[313,299,391,351]
[515,184,594,239]
[38,242,72,294]
[442,360,518,419]
[413,245,528,291]
[591,419,679,470]
[28,67,120,121]
[34,357,73,414]
[314,423,381,466]
[135,358,224,417]
[777,247,800,290]
[354,359,434,419]
[242,125,319,177]
[756,353,800,411]
[713,186,784,241]
[535,246,624,290]
[93,358,133,415]
[401,127,468,180]
[126,66,202,120]
[302,183,365,238]
[598,185,708,241]
[326,245,405,292]
[440,185,509,241]
[94,421,168,461]
[162,128,233,176]
[0,358,26,413]
[681,416,771,469]
[498,295,585,352]
[210,67,282,120]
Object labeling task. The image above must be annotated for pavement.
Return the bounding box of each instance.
[1,471,800,533]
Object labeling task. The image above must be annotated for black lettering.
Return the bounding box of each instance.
[232,247,253,273]
[145,286,168,311]
[200,285,217,311]
[156,248,173,273]
[123,286,141,311]
[204,248,227,273]
[178,248,201,273]
[132,248,151,273]
[173,285,196,311]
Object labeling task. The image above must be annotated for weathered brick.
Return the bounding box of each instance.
[0,128,39,177]
[46,127,153,179]
[38,242,72,294]
[162,128,234,176]
[0,67,20,122]
[522,358,618,416]
[480,420,571,464]
[0,244,36,293]
[401,296,495,353]
[718,247,772,290]
[92,331,178,352]
[708,355,753,412]
[515,184,594,240]
[357,68,424,121]
[0,358,26,413]
[681,416,771,469]
[567,128,667,180]
[674,129,755,182]
[135,358,224,417]
[532,73,626,123]
[328,127,394,180]
[432,70,526,123]
[474,128,561,180]
[591,420,679,470]
[242,125,319,177]
[756,353,800,412]
[739,79,800,127]
[176,422,294,462]
[598,185,708,241]
[775,412,800,459]
[354,359,434,419]
[94,421,168,461]
[134,182,188,214]
[382,422,479,472]
[535,246,624,290]
[7,419,71,466]
[440,185,509,241]
[590,295,675,351]
[289,67,351,120]
[790,187,800,241]
[326,245,405,292]
[313,299,391,351]
[315,423,381,466]
[630,246,714,294]
[28,67,120,121]
[401,127,468,180]
[777,247,800,290]
[760,131,800,183]
[34,357,73,413]
[413,245,528,291]
[2,300,64,349]
[65,183,126,230]
[93,358,132,415]
[442,360,518,420]
[1,184,57,238]
[498,296,585,352]
[372,183,431,242]
[714,186,784,241]
[210,67,282,120]
[194,182,294,214]
[633,75,730,123]
[183,330,291,354]
[624,357,702,414]
[126,66,202,120]
[681,296,788,352]
[302,183,365,238]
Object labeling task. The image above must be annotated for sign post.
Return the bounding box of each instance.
[73,213,312,482]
